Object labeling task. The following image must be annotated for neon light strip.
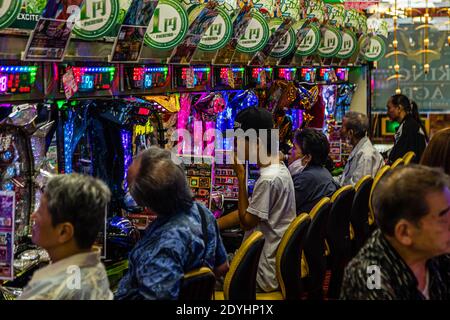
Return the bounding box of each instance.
[183,68,210,72]
[0,66,38,73]
[144,67,168,72]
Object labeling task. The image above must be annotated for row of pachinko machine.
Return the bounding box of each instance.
[0,0,384,297]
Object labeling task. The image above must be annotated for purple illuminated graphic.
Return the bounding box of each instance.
[0,74,7,93]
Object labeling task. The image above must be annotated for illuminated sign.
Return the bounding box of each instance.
[173,67,210,89]
[300,68,316,83]
[60,66,115,93]
[131,67,169,90]
[214,67,245,88]
[277,68,297,81]
[0,66,37,94]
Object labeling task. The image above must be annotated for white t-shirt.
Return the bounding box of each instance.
[245,163,296,292]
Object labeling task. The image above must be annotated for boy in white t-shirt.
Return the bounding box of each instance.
[218,107,296,292]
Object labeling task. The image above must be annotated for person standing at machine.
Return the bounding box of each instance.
[19,174,113,300]
[337,111,384,186]
[386,94,428,164]
[217,107,296,293]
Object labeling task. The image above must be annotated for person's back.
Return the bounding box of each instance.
[420,127,450,175]
[19,250,112,300]
[293,165,339,213]
[115,147,228,300]
[115,203,227,300]
[244,163,296,292]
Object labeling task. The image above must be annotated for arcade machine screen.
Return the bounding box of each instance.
[126,67,170,90]
[58,66,116,94]
[0,66,38,95]
[213,67,245,89]
[173,66,211,90]
[181,155,213,209]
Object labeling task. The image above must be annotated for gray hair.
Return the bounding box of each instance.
[45,173,111,249]
[343,111,369,139]
[130,146,193,216]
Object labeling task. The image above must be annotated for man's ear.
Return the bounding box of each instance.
[56,222,75,244]
[394,219,414,246]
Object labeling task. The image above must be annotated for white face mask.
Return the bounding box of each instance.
[288,156,307,176]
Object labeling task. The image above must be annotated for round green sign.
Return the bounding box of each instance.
[73,0,119,39]
[0,0,22,30]
[236,11,269,54]
[296,24,321,56]
[360,35,386,62]
[269,18,296,59]
[145,0,189,50]
[198,7,232,52]
[318,25,342,58]
[336,30,357,59]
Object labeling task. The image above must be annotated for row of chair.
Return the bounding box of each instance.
[180,151,416,300]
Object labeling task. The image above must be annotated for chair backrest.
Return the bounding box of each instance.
[303,197,332,296]
[224,231,265,300]
[327,185,355,260]
[391,158,404,169]
[403,151,416,165]
[368,165,391,226]
[350,176,373,252]
[326,185,356,299]
[276,213,311,300]
[179,267,216,300]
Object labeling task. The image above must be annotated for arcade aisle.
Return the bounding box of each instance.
[0,0,448,303]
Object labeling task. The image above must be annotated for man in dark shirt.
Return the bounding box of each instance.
[341,165,450,300]
[115,147,228,300]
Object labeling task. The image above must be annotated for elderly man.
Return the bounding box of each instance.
[115,147,228,300]
[19,174,113,300]
[338,111,384,186]
[341,165,450,300]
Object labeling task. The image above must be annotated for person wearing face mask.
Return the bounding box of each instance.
[337,112,384,186]
[288,128,340,214]
[386,94,428,164]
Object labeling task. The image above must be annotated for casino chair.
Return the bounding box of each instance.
[301,197,332,300]
[368,165,391,231]
[391,158,404,169]
[256,213,311,300]
[403,151,416,165]
[349,175,374,256]
[326,185,356,299]
[179,267,216,300]
[215,231,265,300]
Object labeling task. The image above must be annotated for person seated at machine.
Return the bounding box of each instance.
[341,165,450,300]
[19,174,113,300]
[288,128,339,214]
[337,111,384,186]
[217,107,296,293]
[420,127,450,175]
[115,147,228,300]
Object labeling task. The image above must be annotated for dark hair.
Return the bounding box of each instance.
[130,146,193,216]
[373,165,450,236]
[420,127,450,175]
[389,94,429,142]
[294,128,330,166]
[343,111,369,139]
[45,174,111,249]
